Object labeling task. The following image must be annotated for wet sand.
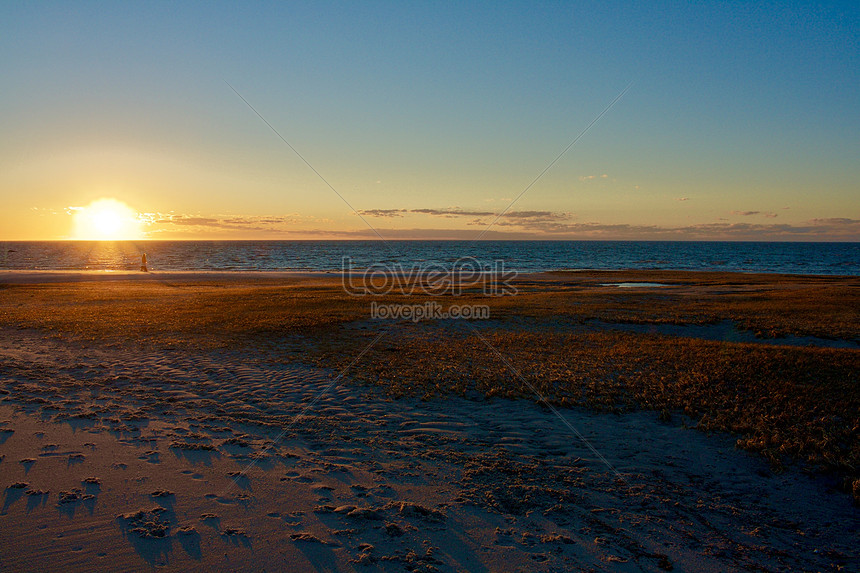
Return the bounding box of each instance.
[0,271,857,571]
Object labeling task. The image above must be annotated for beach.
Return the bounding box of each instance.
[0,271,858,571]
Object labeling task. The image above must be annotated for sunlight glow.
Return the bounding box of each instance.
[72,198,143,240]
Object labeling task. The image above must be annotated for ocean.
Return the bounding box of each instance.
[0,240,857,275]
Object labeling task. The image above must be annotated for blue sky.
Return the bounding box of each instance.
[2,1,858,240]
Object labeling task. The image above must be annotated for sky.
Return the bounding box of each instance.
[2,1,858,241]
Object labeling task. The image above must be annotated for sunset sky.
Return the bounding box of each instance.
[2,1,858,241]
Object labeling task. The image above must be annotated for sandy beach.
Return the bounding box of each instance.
[0,271,858,571]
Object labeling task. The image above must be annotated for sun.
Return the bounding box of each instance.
[72,198,143,240]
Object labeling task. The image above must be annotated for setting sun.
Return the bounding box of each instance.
[72,198,143,240]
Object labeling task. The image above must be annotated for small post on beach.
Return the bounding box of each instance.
[140,253,148,272]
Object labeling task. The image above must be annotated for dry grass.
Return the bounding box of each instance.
[0,279,366,347]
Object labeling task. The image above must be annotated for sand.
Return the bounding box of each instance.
[0,271,857,571]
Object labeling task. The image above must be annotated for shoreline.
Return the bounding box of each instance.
[0,270,342,284]
[1,268,858,285]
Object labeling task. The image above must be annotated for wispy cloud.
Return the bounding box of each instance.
[810,217,860,226]
[146,213,330,235]
[578,174,610,181]
[408,208,496,218]
[498,210,569,220]
[357,208,570,224]
[357,209,408,218]
[731,210,778,218]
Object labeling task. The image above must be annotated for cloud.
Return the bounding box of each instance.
[676,197,689,201]
[409,208,495,218]
[730,210,778,218]
[146,213,327,235]
[528,218,859,240]
[578,174,610,181]
[357,209,407,218]
[489,214,573,232]
[154,216,271,232]
[358,208,570,224]
[163,216,214,225]
[809,217,860,226]
[494,210,570,221]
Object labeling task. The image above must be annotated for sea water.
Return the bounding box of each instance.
[0,240,857,275]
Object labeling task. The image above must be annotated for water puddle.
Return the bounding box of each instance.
[600,282,668,288]
[591,319,858,349]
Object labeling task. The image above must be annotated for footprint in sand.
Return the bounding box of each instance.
[199,513,221,530]
[82,478,101,495]
[204,493,237,505]
[290,532,326,543]
[226,471,252,490]
[280,471,314,483]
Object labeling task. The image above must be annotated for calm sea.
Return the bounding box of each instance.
[0,241,857,275]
